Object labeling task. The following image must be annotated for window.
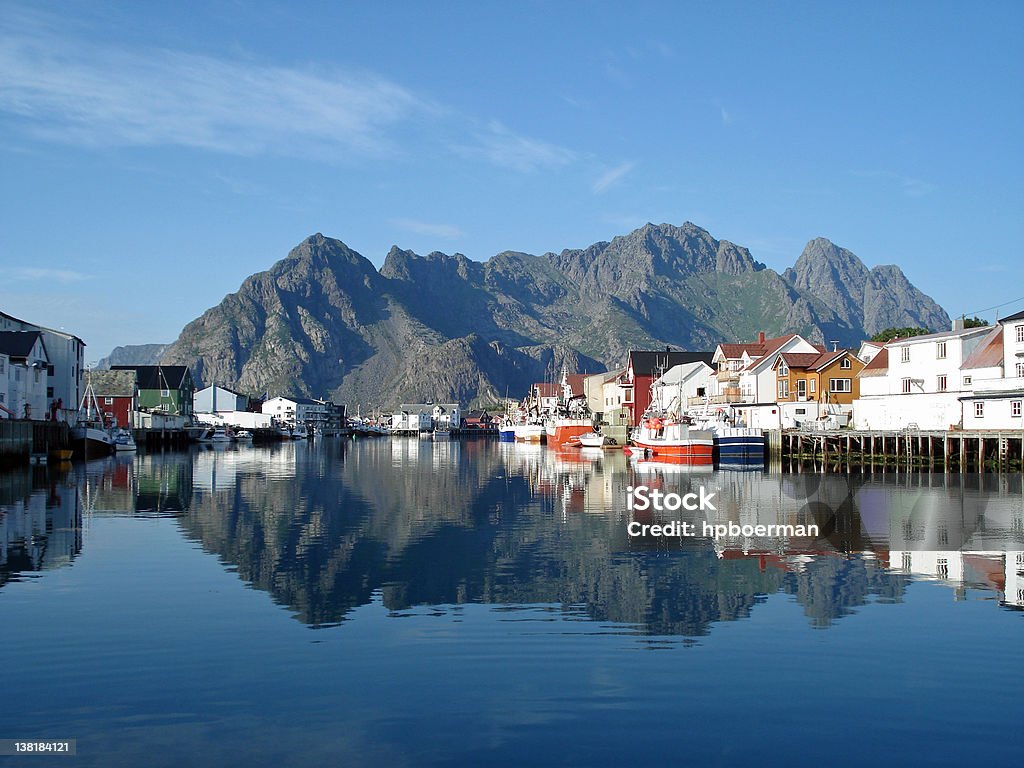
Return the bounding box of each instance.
[161,388,170,397]
[963,375,973,386]
[901,346,910,363]
[778,380,789,398]
[47,364,54,376]
[104,397,113,405]
[47,387,53,398]
[974,401,984,418]
[830,378,852,393]
[840,358,851,369]
[623,389,632,403]
[1017,324,1024,344]
[778,361,789,376]
[1017,362,1024,378]
[0,358,5,373]
[902,378,912,394]
[1012,401,1022,418]
[795,408,806,415]
[0,393,4,403]
[937,375,947,392]
[936,341,946,359]
[809,379,816,393]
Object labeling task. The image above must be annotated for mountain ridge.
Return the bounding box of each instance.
[149,222,949,408]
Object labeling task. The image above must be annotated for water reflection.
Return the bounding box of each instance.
[2,441,1021,633]
[0,464,81,585]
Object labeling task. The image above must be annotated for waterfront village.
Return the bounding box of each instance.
[2,305,1024,469]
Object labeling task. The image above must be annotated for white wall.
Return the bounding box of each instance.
[853,392,963,430]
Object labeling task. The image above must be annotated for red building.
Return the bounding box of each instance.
[622,349,714,425]
[88,369,139,429]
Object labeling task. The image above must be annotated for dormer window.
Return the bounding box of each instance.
[778,361,789,376]
[840,358,851,369]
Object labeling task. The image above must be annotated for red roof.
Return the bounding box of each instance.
[961,326,1003,370]
[778,350,851,371]
[564,374,587,396]
[719,333,796,361]
[858,347,889,376]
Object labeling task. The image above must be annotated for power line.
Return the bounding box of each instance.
[958,295,1024,318]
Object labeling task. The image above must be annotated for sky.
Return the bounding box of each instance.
[1,0,1022,361]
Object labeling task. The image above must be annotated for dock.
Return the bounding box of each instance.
[771,428,1024,472]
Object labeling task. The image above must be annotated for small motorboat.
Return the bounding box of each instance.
[577,432,606,448]
[112,428,137,452]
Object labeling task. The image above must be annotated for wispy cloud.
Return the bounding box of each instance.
[852,170,934,198]
[455,120,576,173]
[390,218,465,239]
[720,106,734,125]
[592,161,636,194]
[11,267,92,284]
[1,12,581,177]
[0,21,432,159]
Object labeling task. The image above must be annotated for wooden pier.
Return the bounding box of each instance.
[773,428,1024,472]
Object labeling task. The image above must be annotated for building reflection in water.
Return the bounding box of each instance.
[0,463,82,586]
[4,442,1019,629]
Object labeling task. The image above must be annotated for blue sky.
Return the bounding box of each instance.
[2,1,1022,360]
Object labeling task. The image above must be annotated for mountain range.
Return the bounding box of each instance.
[119,221,947,408]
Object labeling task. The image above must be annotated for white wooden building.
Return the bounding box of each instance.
[262,396,330,429]
[852,321,991,430]
[0,331,50,420]
[0,310,85,422]
[959,310,1024,430]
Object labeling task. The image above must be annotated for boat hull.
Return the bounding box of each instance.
[631,423,714,463]
[71,426,114,457]
[513,424,546,443]
[547,419,593,445]
[498,426,516,442]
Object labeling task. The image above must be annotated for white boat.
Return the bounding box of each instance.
[234,430,253,441]
[577,432,607,448]
[432,428,450,440]
[71,378,114,457]
[210,428,234,443]
[513,421,546,443]
[112,428,137,452]
[630,416,713,463]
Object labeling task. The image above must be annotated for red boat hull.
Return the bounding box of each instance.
[631,440,713,463]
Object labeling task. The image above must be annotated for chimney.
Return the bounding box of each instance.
[757,331,766,344]
[952,317,965,332]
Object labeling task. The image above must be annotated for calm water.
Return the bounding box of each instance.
[1,439,1021,766]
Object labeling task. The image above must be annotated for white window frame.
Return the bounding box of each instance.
[901,346,910,363]
[1017,362,1024,378]
[936,341,946,359]
[901,378,912,394]
[778,361,789,376]
[1011,400,1022,418]
[974,401,984,418]
[963,375,972,387]
[937,375,947,392]
[1017,324,1024,344]
[830,378,852,393]
[809,379,816,394]
[840,358,851,369]
[778,379,789,399]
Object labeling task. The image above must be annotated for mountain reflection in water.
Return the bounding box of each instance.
[2,440,1022,635]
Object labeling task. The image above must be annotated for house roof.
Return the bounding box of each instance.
[743,335,813,372]
[197,384,247,397]
[858,347,889,377]
[961,326,1004,370]
[533,383,561,398]
[653,361,713,386]
[717,334,797,362]
[111,365,193,390]
[777,350,852,371]
[0,330,45,359]
[88,369,137,398]
[0,310,86,344]
[885,325,989,345]
[1000,308,1024,324]
[564,374,588,396]
[628,349,714,377]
